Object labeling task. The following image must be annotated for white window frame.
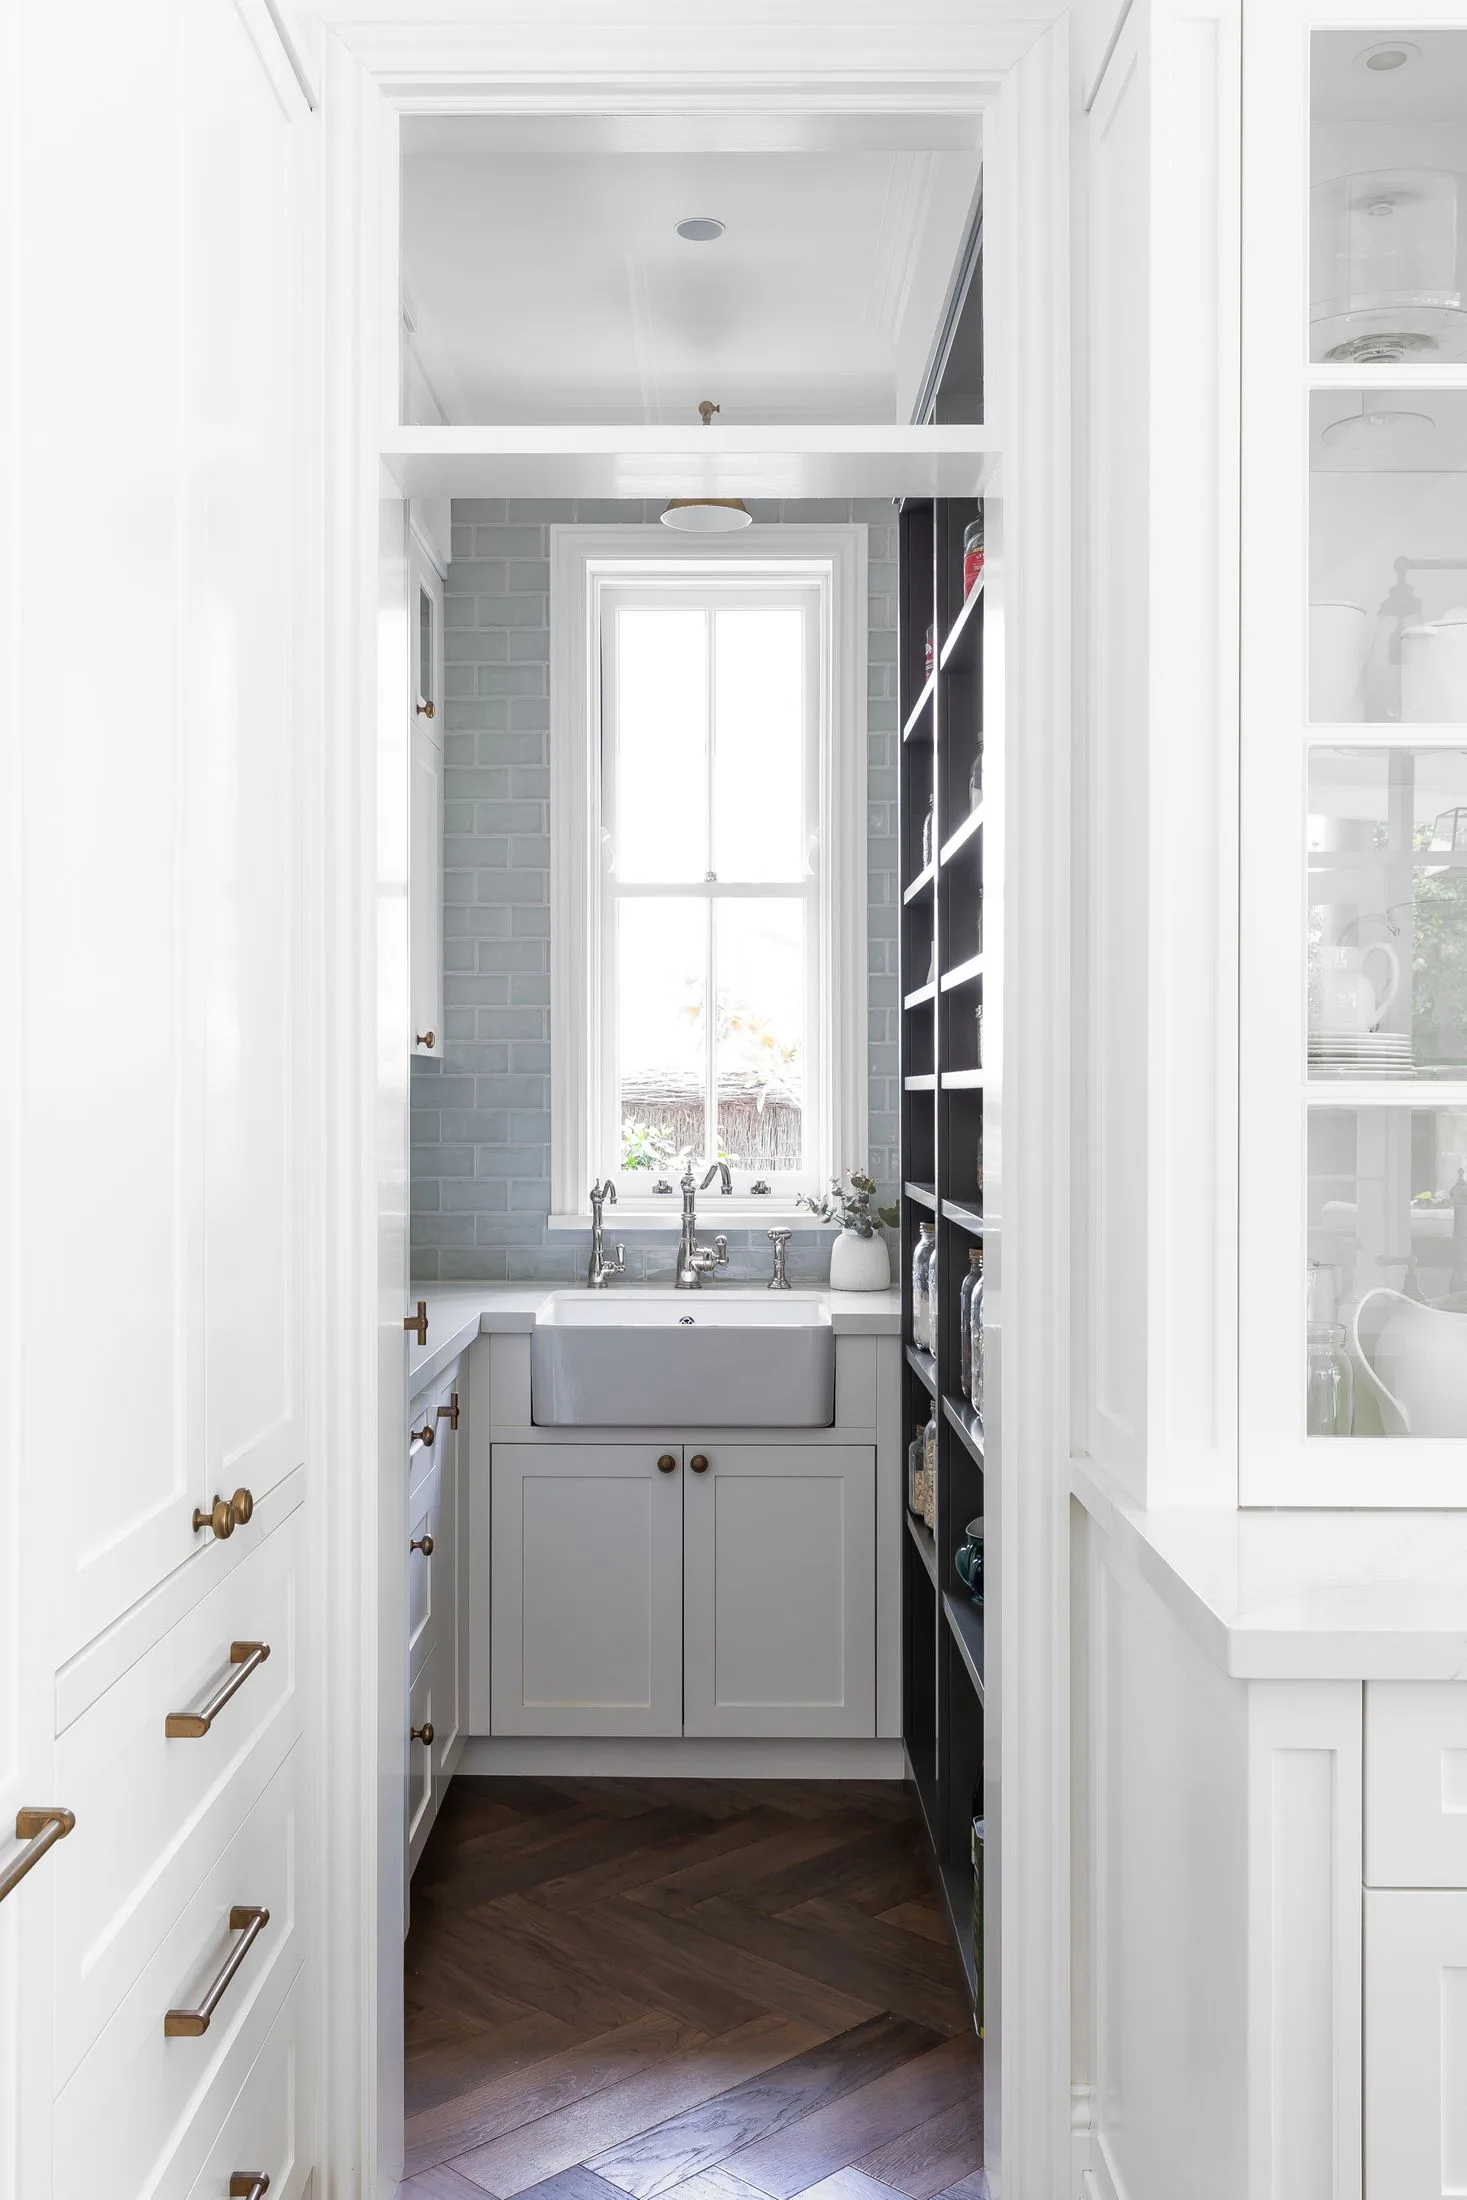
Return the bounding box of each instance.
[549,524,868,1229]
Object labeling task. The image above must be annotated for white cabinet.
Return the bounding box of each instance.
[1367,1682,1467,1890]
[683,1445,875,1738]
[491,1439,877,1741]
[1365,1888,1467,2199]
[409,527,444,1058]
[406,1361,468,1872]
[491,1443,685,1737]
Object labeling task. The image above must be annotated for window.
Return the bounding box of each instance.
[550,528,867,1226]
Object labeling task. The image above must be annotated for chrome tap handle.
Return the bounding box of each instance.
[767,1228,793,1290]
[713,1234,729,1268]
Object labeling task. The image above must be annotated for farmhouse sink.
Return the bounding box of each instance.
[530,1291,836,1427]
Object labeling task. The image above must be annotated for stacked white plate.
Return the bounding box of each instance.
[1308,1029,1413,1076]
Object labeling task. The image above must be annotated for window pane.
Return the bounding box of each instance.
[714,900,805,1171]
[418,586,435,707]
[1307,1105,1467,1438]
[713,607,806,881]
[611,607,707,881]
[617,898,706,1173]
[1308,746,1467,1075]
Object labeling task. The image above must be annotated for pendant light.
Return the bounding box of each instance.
[660,401,753,532]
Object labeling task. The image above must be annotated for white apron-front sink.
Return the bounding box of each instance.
[529,1290,836,1426]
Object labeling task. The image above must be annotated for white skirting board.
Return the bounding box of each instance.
[456,1736,907,1779]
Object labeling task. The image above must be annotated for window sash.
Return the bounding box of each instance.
[599,582,823,1202]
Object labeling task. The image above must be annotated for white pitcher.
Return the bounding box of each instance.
[1312,939,1400,1035]
[1350,1287,1467,1437]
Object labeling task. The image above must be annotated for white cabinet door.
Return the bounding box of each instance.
[409,529,444,1058]
[683,1445,876,1738]
[491,1445,683,1736]
[1367,1683,1467,1891]
[1365,1888,1467,2198]
[18,0,309,1665]
[431,1376,463,1774]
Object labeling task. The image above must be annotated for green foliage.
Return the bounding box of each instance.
[796,1167,900,1238]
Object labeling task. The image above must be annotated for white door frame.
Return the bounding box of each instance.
[312,11,1071,2195]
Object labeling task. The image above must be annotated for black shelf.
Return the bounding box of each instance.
[906,1509,939,1585]
[898,215,986,2029]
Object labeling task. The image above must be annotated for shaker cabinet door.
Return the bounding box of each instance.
[683,1445,876,1738]
[1365,1888,1467,2199]
[491,1445,683,1736]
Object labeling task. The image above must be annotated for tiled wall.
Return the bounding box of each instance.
[411,498,899,1283]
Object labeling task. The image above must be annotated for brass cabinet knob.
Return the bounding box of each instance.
[437,1391,460,1429]
[229,1487,254,1527]
[410,1533,434,1557]
[656,1453,677,1473]
[412,1721,434,1746]
[415,699,436,719]
[410,1422,435,1447]
[229,2176,270,2199]
[690,1454,710,1474]
[416,1030,436,1048]
[192,1494,236,1540]
[404,1299,429,1345]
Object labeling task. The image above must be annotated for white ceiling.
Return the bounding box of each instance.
[399,120,982,426]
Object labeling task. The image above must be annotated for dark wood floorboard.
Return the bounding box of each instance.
[405,1778,981,2200]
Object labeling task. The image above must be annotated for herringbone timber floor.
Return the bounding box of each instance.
[401,1779,987,2200]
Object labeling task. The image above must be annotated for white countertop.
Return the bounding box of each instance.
[408,1283,902,1397]
[1073,1455,1467,1681]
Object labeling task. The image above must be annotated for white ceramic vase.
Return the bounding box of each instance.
[829,1227,890,1292]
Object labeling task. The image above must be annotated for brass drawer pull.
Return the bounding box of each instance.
[164,1905,269,2036]
[166,1642,271,1739]
[410,1421,435,1447]
[690,1454,710,1473]
[410,1532,434,1557]
[230,2177,270,2199]
[191,1487,255,1540]
[404,1300,428,1345]
[657,1453,677,1473]
[0,1807,76,1907]
[412,1721,434,1746]
[437,1391,460,1429]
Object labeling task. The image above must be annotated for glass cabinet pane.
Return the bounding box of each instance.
[417,583,436,710]
[1308,746,1467,1075]
[1311,31,1467,366]
[1307,1104,1467,1437]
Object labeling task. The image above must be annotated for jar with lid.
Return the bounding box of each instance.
[959,1247,984,1399]
[911,1221,935,1354]
[921,791,935,868]
[922,1406,939,1529]
[907,1426,926,1514]
[1306,1323,1353,1437]
[926,1232,939,1357]
[970,1272,986,1420]
[968,747,983,812]
[963,513,985,599]
[924,622,935,677]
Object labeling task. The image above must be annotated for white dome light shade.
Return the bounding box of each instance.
[659,498,754,532]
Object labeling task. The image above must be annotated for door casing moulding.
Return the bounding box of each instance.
[313,13,1071,2195]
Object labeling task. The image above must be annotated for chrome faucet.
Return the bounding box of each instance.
[676,1162,731,1289]
[587,1178,626,1289]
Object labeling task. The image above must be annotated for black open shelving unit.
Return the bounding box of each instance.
[897,233,988,2023]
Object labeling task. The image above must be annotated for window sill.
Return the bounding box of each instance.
[547,1206,823,1233]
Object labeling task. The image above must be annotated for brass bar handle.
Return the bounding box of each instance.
[437,1390,460,1429]
[0,1807,76,1907]
[164,1905,269,2037]
[166,1642,271,1739]
[410,1421,435,1447]
[411,1721,434,1745]
[404,1300,428,1345]
[690,1454,710,1474]
[229,2177,270,2199]
[656,1453,677,1473]
[410,1533,434,1556]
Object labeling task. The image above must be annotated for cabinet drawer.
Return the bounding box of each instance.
[1365,1887,1467,2197]
[408,1454,439,1674]
[53,1742,303,2200]
[1366,1682,1467,1888]
[408,1652,436,1871]
[54,1504,302,2086]
[179,1970,309,2200]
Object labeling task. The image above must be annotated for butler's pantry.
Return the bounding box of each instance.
[6,4,1467,2200]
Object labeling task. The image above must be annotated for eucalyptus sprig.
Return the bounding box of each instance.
[796,1168,900,1239]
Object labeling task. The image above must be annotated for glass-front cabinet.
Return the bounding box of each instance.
[1243,5,1467,1502]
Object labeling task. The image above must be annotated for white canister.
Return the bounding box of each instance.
[1309,601,1367,721]
[1401,608,1467,722]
